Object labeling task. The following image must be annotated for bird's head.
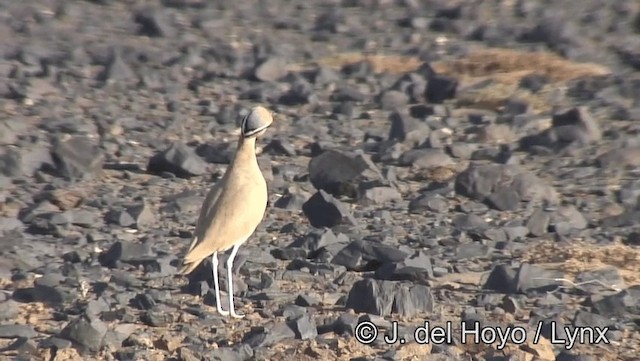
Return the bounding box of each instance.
[241,106,274,138]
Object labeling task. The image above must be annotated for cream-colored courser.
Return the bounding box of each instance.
[179,106,273,318]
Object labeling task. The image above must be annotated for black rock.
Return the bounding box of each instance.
[388,111,430,148]
[134,7,176,37]
[408,193,448,214]
[590,285,640,318]
[330,85,367,102]
[345,279,433,317]
[59,315,108,352]
[483,264,518,293]
[333,313,359,335]
[556,352,597,361]
[147,142,208,178]
[141,308,172,327]
[375,251,434,282]
[124,200,156,229]
[331,239,408,271]
[302,190,358,228]
[308,150,367,198]
[0,324,37,339]
[288,228,348,254]
[572,310,613,329]
[242,322,296,348]
[273,191,307,211]
[98,240,155,268]
[425,75,457,103]
[51,136,105,181]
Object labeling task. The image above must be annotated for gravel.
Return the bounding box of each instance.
[0,0,638,360]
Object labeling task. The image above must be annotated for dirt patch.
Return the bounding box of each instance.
[308,47,610,114]
[522,240,640,286]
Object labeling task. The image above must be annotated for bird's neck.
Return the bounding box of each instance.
[232,136,258,165]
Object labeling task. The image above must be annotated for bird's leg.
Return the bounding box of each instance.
[211,252,229,316]
[226,244,244,318]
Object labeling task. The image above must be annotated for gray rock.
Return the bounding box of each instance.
[345,279,434,317]
[98,240,155,268]
[399,148,452,168]
[308,150,367,198]
[302,190,358,228]
[596,147,640,168]
[515,263,564,293]
[51,136,105,181]
[147,142,208,178]
[134,7,176,37]
[389,110,430,148]
[59,315,108,352]
[0,146,52,178]
[331,239,408,271]
[290,313,318,340]
[253,57,288,82]
[551,204,588,234]
[590,285,640,318]
[359,186,401,206]
[486,188,521,211]
[0,324,37,339]
[242,321,296,348]
[375,250,434,282]
[526,209,551,236]
[378,90,409,110]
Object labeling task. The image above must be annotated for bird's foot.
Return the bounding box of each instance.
[216,306,229,317]
[229,310,245,319]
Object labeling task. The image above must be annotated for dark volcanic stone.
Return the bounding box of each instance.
[289,313,318,340]
[0,324,37,339]
[388,111,430,147]
[375,251,433,282]
[330,239,408,271]
[98,240,155,268]
[484,264,518,293]
[242,322,296,348]
[345,278,433,317]
[302,190,358,228]
[147,142,208,178]
[51,136,105,181]
[425,74,458,103]
[0,146,53,178]
[308,150,367,198]
[134,7,176,37]
[590,285,640,318]
[59,315,108,352]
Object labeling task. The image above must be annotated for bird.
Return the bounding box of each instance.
[179,105,274,318]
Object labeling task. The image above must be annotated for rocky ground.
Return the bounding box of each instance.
[1,0,640,360]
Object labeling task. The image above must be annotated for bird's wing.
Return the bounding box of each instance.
[185,178,225,254]
[182,180,267,266]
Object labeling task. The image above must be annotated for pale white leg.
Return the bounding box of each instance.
[226,244,244,318]
[211,252,229,316]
